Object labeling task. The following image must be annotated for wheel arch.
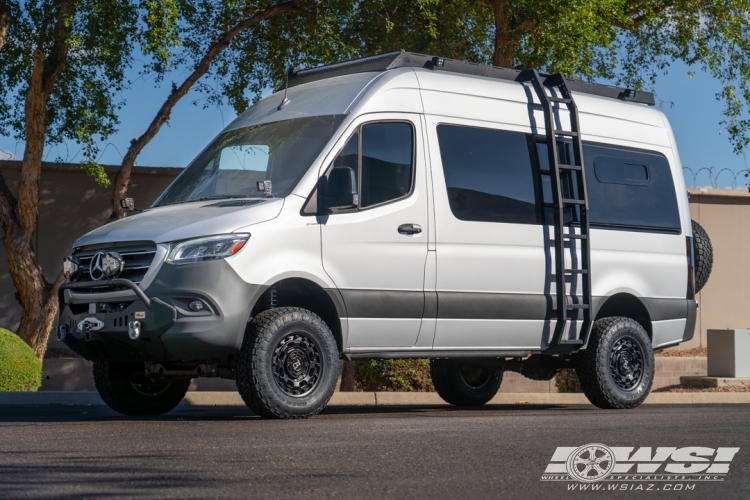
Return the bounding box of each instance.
[593,293,652,340]
[248,278,346,353]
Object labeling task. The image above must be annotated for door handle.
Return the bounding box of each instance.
[398,223,422,235]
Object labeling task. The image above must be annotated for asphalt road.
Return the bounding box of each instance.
[1,403,749,499]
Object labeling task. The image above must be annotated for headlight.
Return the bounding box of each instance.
[167,234,250,265]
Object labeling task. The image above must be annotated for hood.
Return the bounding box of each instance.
[73,198,284,248]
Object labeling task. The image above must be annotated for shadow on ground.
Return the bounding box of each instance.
[0,403,580,423]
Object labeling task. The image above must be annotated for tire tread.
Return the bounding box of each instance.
[576,317,654,409]
[235,307,339,419]
[93,361,189,416]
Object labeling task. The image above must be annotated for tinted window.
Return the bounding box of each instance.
[361,123,414,208]
[584,144,680,231]
[437,125,538,224]
[594,157,649,185]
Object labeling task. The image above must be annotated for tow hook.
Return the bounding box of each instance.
[77,317,105,341]
[128,320,142,340]
[56,324,67,342]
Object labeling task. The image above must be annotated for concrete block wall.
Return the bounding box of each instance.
[686,188,750,349]
[652,357,707,390]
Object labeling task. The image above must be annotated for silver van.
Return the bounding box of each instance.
[58,51,712,418]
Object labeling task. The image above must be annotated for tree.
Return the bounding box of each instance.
[0,1,173,357]
[478,0,750,154]
[107,0,500,219]
[108,0,320,220]
[0,0,10,51]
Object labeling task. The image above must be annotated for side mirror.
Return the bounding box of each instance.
[319,167,358,211]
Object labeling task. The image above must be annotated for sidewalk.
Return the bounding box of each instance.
[3,390,750,406]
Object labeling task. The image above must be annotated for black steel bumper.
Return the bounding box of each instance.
[60,259,265,362]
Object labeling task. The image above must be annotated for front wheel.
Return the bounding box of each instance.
[430,359,502,406]
[235,307,340,419]
[93,361,189,416]
[576,317,654,409]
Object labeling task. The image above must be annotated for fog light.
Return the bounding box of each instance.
[188,300,204,312]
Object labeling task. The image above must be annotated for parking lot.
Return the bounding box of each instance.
[1,404,748,499]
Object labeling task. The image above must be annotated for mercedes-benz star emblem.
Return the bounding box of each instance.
[89,251,124,280]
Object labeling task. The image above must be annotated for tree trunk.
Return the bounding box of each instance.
[0,2,75,359]
[109,1,307,221]
[339,360,357,391]
[0,0,10,52]
[490,0,515,68]
[3,222,63,358]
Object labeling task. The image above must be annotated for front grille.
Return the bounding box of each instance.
[72,241,157,286]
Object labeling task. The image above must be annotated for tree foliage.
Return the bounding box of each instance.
[0,0,180,183]
[179,0,750,154]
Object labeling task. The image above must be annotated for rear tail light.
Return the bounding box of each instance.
[686,236,695,299]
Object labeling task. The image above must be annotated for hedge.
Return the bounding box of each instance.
[354,359,434,392]
[0,328,41,392]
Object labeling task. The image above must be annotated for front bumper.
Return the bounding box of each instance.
[60,259,264,362]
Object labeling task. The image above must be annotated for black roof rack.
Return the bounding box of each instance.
[284,50,654,106]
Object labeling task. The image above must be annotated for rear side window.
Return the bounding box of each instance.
[583,144,680,231]
[436,124,539,224]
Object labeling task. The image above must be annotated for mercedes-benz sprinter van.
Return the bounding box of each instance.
[58,51,711,418]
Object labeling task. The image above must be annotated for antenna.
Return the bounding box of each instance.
[278,65,293,110]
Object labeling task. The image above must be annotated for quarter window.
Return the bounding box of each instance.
[584,145,680,231]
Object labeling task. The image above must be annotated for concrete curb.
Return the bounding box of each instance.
[3,391,750,406]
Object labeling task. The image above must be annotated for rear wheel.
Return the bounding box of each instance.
[576,317,654,409]
[93,361,189,416]
[430,359,502,406]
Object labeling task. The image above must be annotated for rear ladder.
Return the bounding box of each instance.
[519,70,593,352]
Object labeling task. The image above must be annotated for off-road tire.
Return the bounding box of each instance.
[236,307,339,419]
[93,361,189,416]
[576,317,654,409]
[692,219,713,293]
[430,359,503,406]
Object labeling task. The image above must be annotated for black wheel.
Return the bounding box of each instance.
[235,307,340,419]
[430,359,502,406]
[93,361,189,416]
[692,219,713,293]
[576,317,654,409]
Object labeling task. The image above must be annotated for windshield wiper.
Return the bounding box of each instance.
[198,194,253,201]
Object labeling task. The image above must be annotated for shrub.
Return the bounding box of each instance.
[354,359,434,392]
[0,328,42,392]
[555,369,582,393]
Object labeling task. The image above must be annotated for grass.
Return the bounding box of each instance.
[0,328,41,392]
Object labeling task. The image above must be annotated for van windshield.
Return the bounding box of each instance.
[154,115,345,206]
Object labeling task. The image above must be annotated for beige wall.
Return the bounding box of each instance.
[0,161,181,333]
[686,188,750,349]
[0,161,746,350]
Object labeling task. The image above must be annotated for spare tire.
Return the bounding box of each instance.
[692,219,713,293]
